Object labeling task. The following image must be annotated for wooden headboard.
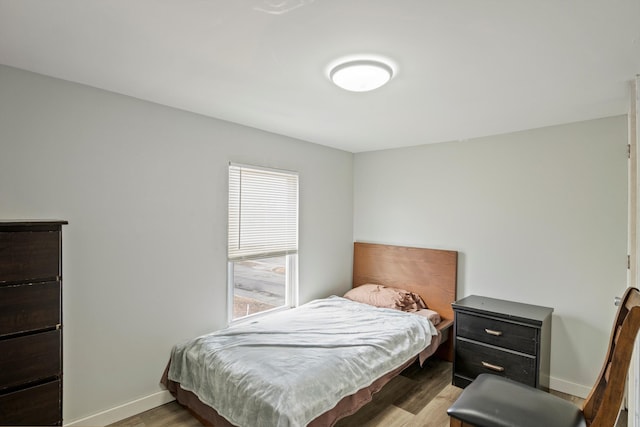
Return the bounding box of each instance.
[353,242,458,322]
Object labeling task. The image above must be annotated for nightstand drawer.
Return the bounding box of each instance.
[455,338,536,387]
[456,311,538,355]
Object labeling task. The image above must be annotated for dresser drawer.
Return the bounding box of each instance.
[0,330,61,390]
[455,338,536,387]
[0,281,61,337]
[0,379,61,426]
[0,231,60,284]
[456,311,538,355]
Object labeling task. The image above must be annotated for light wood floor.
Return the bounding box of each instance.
[108,359,626,427]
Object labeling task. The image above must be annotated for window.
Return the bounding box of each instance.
[227,163,298,322]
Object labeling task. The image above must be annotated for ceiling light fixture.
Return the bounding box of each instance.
[329,59,394,92]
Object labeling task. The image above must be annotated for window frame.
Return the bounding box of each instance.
[227,163,299,324]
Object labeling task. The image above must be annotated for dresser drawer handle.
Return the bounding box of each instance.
[481,361,505,372]
[484,328,503,336]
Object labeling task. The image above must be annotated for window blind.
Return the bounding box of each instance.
[228,164,298,261]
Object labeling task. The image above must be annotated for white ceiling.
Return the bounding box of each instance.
[1,1,639,153]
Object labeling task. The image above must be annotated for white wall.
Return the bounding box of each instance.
[0,65,354,424]
[354,116,628,396]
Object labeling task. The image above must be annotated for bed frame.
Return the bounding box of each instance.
[163,242,458,426]
[353,242,458,361]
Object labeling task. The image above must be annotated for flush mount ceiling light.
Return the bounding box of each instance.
[329,59,394,92]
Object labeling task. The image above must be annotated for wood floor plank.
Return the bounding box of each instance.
[144,402,202,427]
[357,405,415,427]
[411,384,462,427]
[395,358,452,415]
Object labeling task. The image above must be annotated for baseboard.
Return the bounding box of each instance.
[549,376,592,399]
[64,390,175,427]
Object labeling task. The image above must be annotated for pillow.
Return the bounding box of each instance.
[343,284,428,312]
[413,308,441,326]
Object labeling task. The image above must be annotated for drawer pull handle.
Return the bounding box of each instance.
[484,328,503,336]
[481,361,505,372]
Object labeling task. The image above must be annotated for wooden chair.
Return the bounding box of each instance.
[447,287,640,427]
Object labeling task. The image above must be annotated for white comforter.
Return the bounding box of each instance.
[167,295,438,427]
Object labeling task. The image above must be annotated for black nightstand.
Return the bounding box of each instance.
[452,295,553,389]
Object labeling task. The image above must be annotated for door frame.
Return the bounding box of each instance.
[629,76,639,427]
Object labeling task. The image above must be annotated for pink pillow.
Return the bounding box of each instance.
[344,284,428,312]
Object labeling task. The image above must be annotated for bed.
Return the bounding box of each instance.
[161,242,457,426]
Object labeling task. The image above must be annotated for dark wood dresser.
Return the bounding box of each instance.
[452,295,553,390]
[0,221,67,426]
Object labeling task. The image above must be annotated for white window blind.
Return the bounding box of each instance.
[228,164,298,261]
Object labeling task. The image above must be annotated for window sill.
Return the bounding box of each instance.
[228,305,295,326]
